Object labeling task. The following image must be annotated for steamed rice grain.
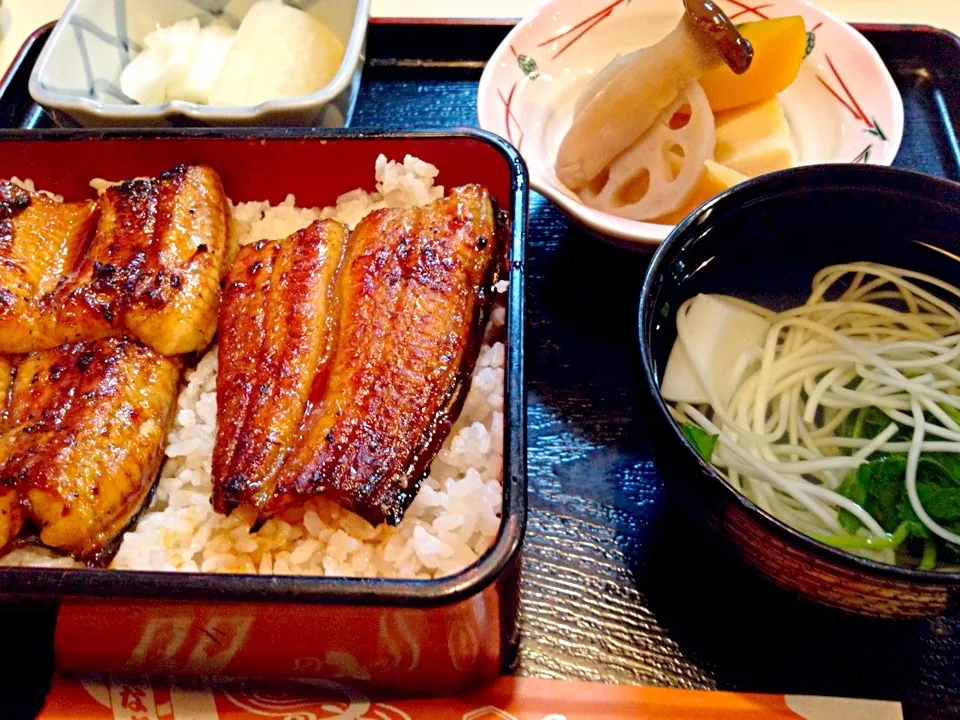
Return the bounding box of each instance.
[1,155,505,579]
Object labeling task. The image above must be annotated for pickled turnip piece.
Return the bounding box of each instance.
[580,82,715,221]
[165,24,235,104]
[119,19,221,104]
[661,294,770,406]
[209,1,345,106]
[556,15,724,191]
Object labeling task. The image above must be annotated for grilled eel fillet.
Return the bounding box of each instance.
[0,165,235,356]
[212,184,500,527]
[0,181,99,343]
[0,338,180,562]
[268,184,501,525]
[212,219,348,514]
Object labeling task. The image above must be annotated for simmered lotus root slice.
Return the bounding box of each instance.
[580,81,716,221]
[556,15,724,190]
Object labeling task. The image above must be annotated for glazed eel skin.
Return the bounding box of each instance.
[0,181,99,344]
[0,356,12,426]
[0,165,235,356]
[213,219,348,514]
[213,184,501,527]
[0,338,181,563]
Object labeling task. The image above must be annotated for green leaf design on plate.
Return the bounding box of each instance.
[853,145,872,164]
[865,117,888,140]
[804,31,816,58]
[518,54,540,80]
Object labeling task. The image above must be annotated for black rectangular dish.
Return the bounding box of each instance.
[1,18,960,720]
[0,128,527,695]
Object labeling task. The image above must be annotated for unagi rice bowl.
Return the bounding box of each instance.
[1,156,506,578]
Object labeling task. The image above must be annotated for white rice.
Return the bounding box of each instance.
[9,177,63,202]
[1,155,506,578]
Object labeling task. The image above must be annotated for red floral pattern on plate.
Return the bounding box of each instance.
[477,0,903,246]
[495,0,890,165]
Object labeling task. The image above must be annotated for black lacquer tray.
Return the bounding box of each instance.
[2,18,960,720]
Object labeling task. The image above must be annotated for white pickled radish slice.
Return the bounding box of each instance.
[579,81,715,221]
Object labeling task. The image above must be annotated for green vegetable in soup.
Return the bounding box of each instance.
[825,406,960,569]
[681,422,718,462]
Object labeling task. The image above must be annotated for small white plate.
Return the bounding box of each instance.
[28,0,370,128]
[477,0,905,250]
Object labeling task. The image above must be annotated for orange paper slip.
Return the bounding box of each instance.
[39,674,903,720]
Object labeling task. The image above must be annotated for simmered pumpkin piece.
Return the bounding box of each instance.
[700,16,807,112]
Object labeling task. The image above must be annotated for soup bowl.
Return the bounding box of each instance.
[638,164,960,618]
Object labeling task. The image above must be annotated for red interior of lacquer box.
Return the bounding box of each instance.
[0,134,514,211]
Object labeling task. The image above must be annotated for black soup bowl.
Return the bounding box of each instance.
[638,164,960,619]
